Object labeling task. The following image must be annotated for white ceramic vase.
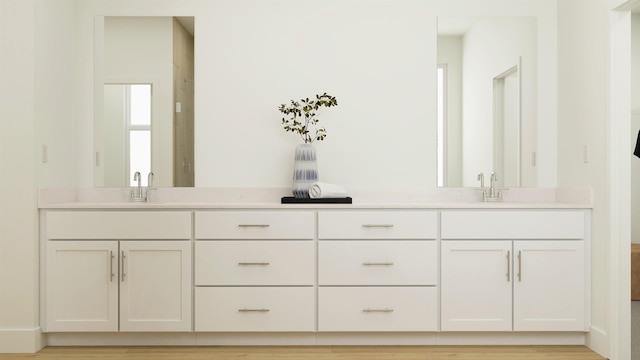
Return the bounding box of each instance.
[292,143,318,198]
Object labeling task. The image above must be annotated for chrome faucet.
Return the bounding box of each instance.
[130,171,145,201]
[485,172,503,202]
[146,172,155,202]
[478,172,502,202]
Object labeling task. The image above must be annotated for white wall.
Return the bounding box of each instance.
[1,0,76,353]
[197,0,436,188]
[0,0,39,352]
[631,13,640,244]
[556,0,611,356]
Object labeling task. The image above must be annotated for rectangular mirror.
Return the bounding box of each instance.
[437,16,536,188]
[94,16,194,187]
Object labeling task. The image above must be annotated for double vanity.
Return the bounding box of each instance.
[38,188,592,346]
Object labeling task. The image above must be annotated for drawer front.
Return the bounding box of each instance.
[195,241,314,285]
[195,211,314,239]
[318,211,438,239]
[318,287,437,331]
[195,287,315,332]
[46,211,192,239]
[318,241,437,285]
[441,210,586,239]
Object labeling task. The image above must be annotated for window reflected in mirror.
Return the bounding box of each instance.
[103,84,152,187]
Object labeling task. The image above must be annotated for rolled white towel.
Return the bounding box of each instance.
[309,182,347,199]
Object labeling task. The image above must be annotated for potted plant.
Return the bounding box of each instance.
[279,92,338,143]
[278,92,338,198]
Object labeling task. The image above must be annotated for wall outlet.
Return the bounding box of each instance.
[41,145,48,163]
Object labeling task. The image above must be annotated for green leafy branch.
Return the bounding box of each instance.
[279,92,338,143]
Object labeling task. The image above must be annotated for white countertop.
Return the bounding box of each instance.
[38,187,593,210]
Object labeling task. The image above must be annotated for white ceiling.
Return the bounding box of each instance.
[437,17,477,36]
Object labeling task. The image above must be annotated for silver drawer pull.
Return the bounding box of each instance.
[238,224,270,228]
[362,262,394,266]
[109,251,115,282]
[238,308,270,312]
[238,262,270,266]
[363,308,394,313]
[362,224,394,228]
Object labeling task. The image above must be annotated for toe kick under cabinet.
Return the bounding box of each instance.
[42,211,193,332]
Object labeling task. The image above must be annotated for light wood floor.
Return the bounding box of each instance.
[0,346,607,360]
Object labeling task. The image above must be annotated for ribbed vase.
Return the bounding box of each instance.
[292,143,318,198]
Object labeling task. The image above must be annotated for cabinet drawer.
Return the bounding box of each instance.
[441,210,586,239]
[318,241,437,285]
[318,211,437,239]
[318,287,437,331]
[195,287,315,332]
[46,211,192,239]
[195,241,314,285]
[195,211,314,239]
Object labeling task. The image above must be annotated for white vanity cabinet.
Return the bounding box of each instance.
[440,210,588,332]
[43,211,192,332]
[194,211,315,332]
[317,210,439,332]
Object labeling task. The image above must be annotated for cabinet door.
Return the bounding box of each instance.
[513,241,585,331]
[119,241,192,331]
[46,241,118,332]
[441,241,512,331]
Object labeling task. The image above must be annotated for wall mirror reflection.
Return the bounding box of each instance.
[436,16,537,188]
[102,84,152,186]
[94,16,194,188]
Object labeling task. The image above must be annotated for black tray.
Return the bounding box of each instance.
[281,196,352,204]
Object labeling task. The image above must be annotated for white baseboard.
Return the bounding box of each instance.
[585,325,609,359]
[0,328,45,353]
